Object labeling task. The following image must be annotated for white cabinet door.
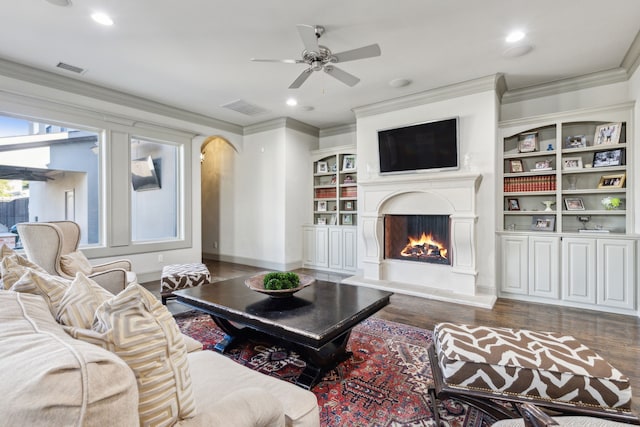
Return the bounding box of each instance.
[314,226,329,267]
[328,226,343,270]
[342,227,357,272]
[562,237,596,304]
[597,239,635,310]
[302,226,316,266]
[528,236,560,299]
[500,235,529,295]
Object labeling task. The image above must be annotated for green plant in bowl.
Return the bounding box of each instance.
[263,272,300,290]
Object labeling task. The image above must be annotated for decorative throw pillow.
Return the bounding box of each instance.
[59,251,93,276]
[56,273,113,329]
[8,268,70,315]
[68,283,196,425]
[0,248,48,288]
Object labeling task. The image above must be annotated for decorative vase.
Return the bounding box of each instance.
[541,201,555,212]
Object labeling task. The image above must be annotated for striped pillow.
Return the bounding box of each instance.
[68,283,196,425]
[56,273,113,329]
[59,251,93,276]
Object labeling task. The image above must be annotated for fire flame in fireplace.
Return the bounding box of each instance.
[400,232,448,260]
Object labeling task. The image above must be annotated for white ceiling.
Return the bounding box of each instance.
[2,0,640,130]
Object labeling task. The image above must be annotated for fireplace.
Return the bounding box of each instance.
[343,172,491,306]
[384,215,451,265]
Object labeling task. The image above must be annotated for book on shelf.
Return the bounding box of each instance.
[504,176,556,192]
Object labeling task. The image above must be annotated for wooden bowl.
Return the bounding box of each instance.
[245,272,315,298]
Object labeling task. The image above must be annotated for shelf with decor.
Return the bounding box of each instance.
[497,103,637,316]
[305,146,358,273]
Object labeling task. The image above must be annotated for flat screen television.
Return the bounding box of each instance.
[131,156,161,191]
[378,117,459,174]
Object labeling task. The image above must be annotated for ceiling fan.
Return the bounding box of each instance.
[251,24,381,89]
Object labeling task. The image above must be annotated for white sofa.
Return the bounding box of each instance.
[0,290,320,426]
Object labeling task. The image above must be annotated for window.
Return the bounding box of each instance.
[0,114,101,246]
[130,137,180,242]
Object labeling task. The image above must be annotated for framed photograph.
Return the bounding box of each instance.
[562,157,583,170]
[317,201,327,212]
[344,201,354,210]
[531,215,555,232]
[329,214,337,225]
[509,159,524,173]
[343,214,352,225]
[565,135,587,149]
[564,198,585,211]
[507,198,520,211]
[316,161,328,173]
[598,173,626,189]
[533,159,552,170]
[342,155,356,172]
[518,132,538,153]
[594,122,621,145]
[317,217,326,225]
[592,148,623,168]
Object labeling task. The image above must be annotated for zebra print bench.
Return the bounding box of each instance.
[428,323,638,424]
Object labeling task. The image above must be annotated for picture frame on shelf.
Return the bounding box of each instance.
[531,215,555,231]
[594,122,622,145]
[507,198,520,211]
[509,159,524,173]
[330,175,337,184]
[533,159,552,171]
[316,161,328,173]
[344,201,354,210]
[317,200,327,212]
[317,217,326,225]
[592,148,623,168]
[564,198,585,211]
[518,132,538,153]
[562,157,583,170]
[342,155,356,172]
[343,214,352,225]
[565,135,587,149]
[597,173,626,189]
[330,214,337,225]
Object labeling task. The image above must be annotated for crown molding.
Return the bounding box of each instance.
[319,123,356,137]
[243,117,319,137]
[353,74,502,119]
[0,57,243,135]
[621,29,640,77]
[502,68,629,104]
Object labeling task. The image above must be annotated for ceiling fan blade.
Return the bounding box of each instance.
[251,58,303,64]
[323,66,360,87]
[297,24,320,53]
[289,68,313,89]
[332,44,381,63]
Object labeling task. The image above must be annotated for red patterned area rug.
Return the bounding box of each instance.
[175,311,496,427]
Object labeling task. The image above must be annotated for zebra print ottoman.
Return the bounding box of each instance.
[428,323,637,424]
[160,263,211,304]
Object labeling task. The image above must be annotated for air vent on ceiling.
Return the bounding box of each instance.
[221,99,269,116]
[56,62,87,74]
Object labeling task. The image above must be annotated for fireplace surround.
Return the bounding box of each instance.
[343,172,495,308]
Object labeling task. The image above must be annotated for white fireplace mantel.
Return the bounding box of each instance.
[343,171,496,308]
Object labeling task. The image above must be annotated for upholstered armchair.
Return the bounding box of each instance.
[17,221,136,294]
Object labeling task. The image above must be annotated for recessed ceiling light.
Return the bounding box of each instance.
[286,98,298,106]
[389,78,411,88]
[506,30,525,43]
[46,0,72,6]
[91,12,114,26]
[503,44,533,58]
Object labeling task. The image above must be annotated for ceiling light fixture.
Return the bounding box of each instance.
[506,30,525,43]
[389,78,411,88]
[91,12,114,26]
[46,0,72,6]
[286,98,298,106]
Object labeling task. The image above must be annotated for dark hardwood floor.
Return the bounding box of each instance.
[150,260,640,415]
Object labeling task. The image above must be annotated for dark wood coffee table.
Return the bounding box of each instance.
[174,275,392,389]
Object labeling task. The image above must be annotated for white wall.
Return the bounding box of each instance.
[629,67,640,234]
[356,90,499,292]
[319,129,356,150]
